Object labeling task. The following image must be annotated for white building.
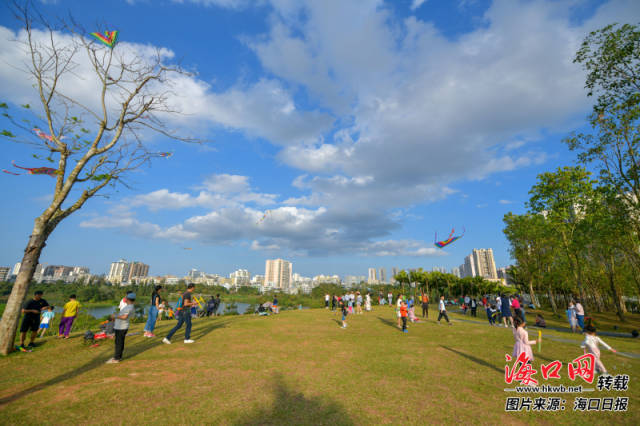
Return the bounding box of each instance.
[367,268,377,284]
[230,269,251,286]
[264,259,292,290]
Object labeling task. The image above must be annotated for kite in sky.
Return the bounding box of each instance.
[157,152,173,158]
[90,31,119,48]
[256,210,272,225]
[33,128,55,142]
[183,247,192,250]
[3,161,58,177]
[434,227,465,249]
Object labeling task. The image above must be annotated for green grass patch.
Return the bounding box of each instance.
[0,307,638,425]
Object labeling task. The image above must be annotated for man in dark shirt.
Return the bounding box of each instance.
[214,294,221,316]
[20,290,49,349]
[162,283,197,344]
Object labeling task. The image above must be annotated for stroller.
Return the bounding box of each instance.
[257,302,272,316]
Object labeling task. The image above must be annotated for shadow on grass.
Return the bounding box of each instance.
[332,319,342,326]
[440,345,503,374]
[376,316,399,330]
[235,374,353,426]
[0,318,229,406]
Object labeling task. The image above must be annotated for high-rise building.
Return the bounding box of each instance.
[367,268,377,284]
[391,266,398,283]
[12,262,21,276]
[379,268,386,283]
[128,261,149,281]
[463,255,476,278]
[264,259,292,290]
[451,267,461,278]
[472,249,498,279]
[0,267,9,281]
[230,269,250,286]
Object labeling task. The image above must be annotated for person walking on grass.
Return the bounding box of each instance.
[107,292,136,364]
[163,284,197,345]
[574,299,585,331]
[400,300,408,333]
[356,292,363,315]
[388,291,393,306]
[325,293,330,309]
[501,294,514,328]
[567,302,578,333]
[470,297,477,317]
[331,294,336,311]
[340,297,348,328]
[396,294,404,328]
[214,294,221,316]
[421,292,429,319]
[512,316,537,363]
[18,290,49,350]
[511,295,523,322]
[437,296,451,325]
[59,294,80,339]
[581,325,616,375]
[144,285,163,338]
[38,305,55,338]
[365,292,372,312]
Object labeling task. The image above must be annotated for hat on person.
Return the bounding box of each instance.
[126,292,136,300]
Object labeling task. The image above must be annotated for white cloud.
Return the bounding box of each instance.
[499,199,512,205]
[411,0,427,11]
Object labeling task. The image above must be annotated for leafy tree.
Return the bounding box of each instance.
[0,6,199,355]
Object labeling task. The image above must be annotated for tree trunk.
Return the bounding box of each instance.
[0,225,49,355]
[547,286,558,315]
[528,279,539,307]
[605,255,625,322]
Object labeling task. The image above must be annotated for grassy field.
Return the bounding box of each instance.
[0,306,638,425]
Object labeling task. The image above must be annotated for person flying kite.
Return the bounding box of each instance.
[90,30,119,49]
[434,227,465,249]
[3,161,58,178]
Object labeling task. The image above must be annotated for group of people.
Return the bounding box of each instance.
[327,292,371,315]
[17,291,82,351]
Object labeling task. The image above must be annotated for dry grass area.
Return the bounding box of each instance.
[0,307,638,425]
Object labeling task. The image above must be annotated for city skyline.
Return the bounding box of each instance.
[1,1,637,279]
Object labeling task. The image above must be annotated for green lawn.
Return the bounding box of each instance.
[0,307,638,425]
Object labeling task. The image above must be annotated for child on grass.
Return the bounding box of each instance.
[581,325,616,375]
[512,316,537,362]
[486,303,496,326]
[340,298,348,328]
[38,305,55,338]
[400,301,408,333]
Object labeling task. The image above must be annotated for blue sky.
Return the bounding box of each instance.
[1,0,639,278]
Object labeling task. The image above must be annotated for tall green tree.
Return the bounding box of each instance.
[527,167,596,305]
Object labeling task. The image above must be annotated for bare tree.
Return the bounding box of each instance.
[0,5,199,355]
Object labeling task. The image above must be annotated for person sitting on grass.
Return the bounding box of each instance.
[581,325,616,375]
[535,314,546,328]
[19,290,49,350]
[107,292,136,364]
[100,314,116,337]
[59,294,81,339]
[512,317,537,363]
[38,305,55,338]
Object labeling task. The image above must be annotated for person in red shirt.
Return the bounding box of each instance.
[400,301,408,333]
[421,292,429,318]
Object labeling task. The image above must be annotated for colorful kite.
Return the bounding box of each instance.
[3,161,58,178]
[434,227,465,249]
[33,128,54,142]
[256,210,272,225]
[157,152,173,158]
[91,31,119,48]
[183,247,192,250]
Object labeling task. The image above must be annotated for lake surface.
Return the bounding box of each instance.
[55,302,253,318]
